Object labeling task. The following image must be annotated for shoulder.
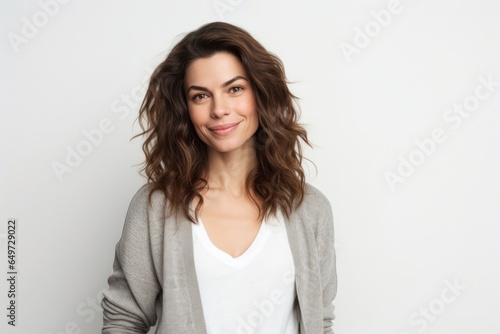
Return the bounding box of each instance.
[302,183,333,213]
[118,184,175,250]
[129,183,166,208]
[128,183,151,207]
[301,183,335,242]
[125,183,169,224]
[286,183,333,226]
[294,183,334,232]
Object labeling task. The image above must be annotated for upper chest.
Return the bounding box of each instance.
[197,191,262,258]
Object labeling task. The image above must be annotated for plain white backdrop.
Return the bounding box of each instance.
[1,0,499,333]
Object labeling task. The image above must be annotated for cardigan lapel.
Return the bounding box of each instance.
[175,218,208,333]
[284,210,322,334]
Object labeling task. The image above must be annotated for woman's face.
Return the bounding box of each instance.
[185,52,259,155]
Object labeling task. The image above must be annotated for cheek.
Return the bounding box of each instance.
[240,95,257,117]
[188,109,210,143]
[188,108,205,128]
[244,98,258,126]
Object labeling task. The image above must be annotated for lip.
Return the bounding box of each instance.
[208,122,240,136]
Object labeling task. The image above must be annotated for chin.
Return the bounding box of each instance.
[208,141,251,154]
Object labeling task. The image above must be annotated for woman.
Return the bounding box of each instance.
[101,22,337,333]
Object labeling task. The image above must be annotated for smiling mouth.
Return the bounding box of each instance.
[208,122,240,136]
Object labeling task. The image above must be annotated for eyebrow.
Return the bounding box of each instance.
[186,76,248,94]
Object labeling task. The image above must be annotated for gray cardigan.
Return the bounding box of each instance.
[101,183,337,333]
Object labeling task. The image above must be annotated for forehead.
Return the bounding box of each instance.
[185,52,247,86]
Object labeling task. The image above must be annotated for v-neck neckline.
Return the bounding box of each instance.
[193,217,271,268]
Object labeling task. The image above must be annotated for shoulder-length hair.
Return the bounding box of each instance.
[135,21,310,224]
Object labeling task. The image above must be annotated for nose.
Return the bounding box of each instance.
[211,94,230,118]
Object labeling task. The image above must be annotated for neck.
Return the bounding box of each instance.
[204,141,258,197]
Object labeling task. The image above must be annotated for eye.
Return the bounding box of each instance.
[192,93,208,101]
[229,86,244,94]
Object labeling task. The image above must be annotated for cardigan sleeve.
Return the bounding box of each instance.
[101,185,161,333]
[317,192,337,333]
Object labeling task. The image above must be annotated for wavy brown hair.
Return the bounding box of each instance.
[135,22,311,224]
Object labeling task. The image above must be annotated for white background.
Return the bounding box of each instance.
[1,0,499,333]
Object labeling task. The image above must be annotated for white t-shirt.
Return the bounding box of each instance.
[192,212,299,334]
